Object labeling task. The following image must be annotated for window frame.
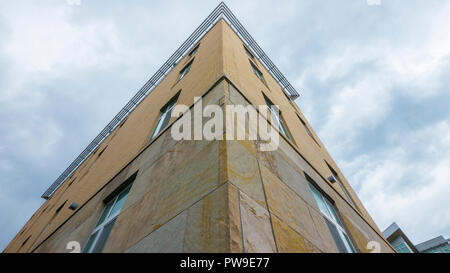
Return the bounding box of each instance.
[325,161,355,207]
[263,93,292,140]
[250,60,265,84]
[297,114,320,147]
[178,60,194,81]
[149,92,180,141]
[83,184,132,253]
[307,179,356,253]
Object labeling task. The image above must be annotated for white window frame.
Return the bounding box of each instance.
[309,184,356,253]
[250,61,265,83]
[264,95,291,140]
[149,95,179,140]
[83,184,131,253]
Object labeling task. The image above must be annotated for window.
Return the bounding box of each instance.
[83,184,132,253]
[263,93,291,140]
[307,177,356,253]
[21,236,30,248]
[297,114,320,146]
[149,92,180,140]
[97,146,107,157]
[188,44,200,57]
[250,61,265,83]
[178,60,193,81]
[325,161,355,207]
[394,242,413,253]
[244,45,255,59]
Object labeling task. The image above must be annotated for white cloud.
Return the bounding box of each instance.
[340,120,450,243]
[299,2,450,155]
[67,0,81,6]
[3,3,120,75]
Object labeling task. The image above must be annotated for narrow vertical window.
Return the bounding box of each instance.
[307,179,356,253]
[244,44,255,59]
[325,161,355,207]
[297,115,312,138]
[263,93,291,140]
[149,92,180,140]
[250,61,265,83]
[297,114,320,146]
[178,60,193,81]
[83,183,133,253]
[188,44,200,57]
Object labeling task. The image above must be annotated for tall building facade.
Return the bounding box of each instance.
[4,3,395,253]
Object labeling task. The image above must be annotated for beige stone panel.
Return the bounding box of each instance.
[126,210,188,253]
[260,165,323,248]
[342,215,370,253]
[228,83,250,107]
[184,183,230,252]
[150,141,220,234]
[304,239,323,253]
[101,173,164,252]
[258,148,317,209]
[271,214,324,253]
[271,214,307,253]
[227,183,243,253]
[123,139,211,211]
[201,79,226,107]
[307,207,340,253]
[239,191,276,253]
[226,140,266,208]
[99,164,134,202]
[124,128,170,180]
[219,140,228,183]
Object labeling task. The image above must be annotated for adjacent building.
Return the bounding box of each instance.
[4,3,394,253]
[382,222,418,253]
[383,222,450,253]
[416,236,450,253]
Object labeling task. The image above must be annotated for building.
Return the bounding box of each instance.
[3,3,395,253]
[382,222,418,253]
[383,222,450,253]
[416,236,450,253]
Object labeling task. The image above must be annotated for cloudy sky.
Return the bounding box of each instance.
[0,0,449,251]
